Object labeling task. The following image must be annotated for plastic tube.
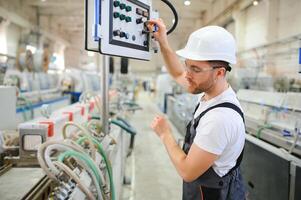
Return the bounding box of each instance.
[37,140,87,180]
[110,119,136,135]
[62,122,97,160]
[77,136,115,200]
[58,150,102,187]
[53,161,95,200]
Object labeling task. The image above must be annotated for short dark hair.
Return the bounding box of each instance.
[209,60,232,72]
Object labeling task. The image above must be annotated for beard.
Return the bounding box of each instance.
[187,76,216,94]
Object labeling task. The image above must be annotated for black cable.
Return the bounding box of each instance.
[160,0,178,35]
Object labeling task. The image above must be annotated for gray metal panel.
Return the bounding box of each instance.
[241,140,290,200]
[0,168,45,200]
[295,165,301,200]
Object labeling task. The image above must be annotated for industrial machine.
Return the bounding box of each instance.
[237,89,301,200]
[0,90,140,200]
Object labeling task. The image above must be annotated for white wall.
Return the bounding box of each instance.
[203,0,301,79]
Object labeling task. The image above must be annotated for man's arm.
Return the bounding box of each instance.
[151,116,218,182]
[147,19,188,88]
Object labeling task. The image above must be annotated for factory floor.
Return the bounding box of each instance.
[122,92,183,200]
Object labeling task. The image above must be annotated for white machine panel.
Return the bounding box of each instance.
[85,0,99,52]
[0,86,17,130]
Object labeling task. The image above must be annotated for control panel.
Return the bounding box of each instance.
[85,0,153,60]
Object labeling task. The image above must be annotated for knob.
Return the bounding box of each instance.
[143,40,148,46]
[120,3,126,10]
[120,32,126,38]
[136,17,147,24]
[113,12,120,18]
[113,1,120,7]
[125,33,130,39]
[113,30,120,36]
[119,14,126,21]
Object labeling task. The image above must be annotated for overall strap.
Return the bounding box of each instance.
[193,102,245,129]
[192,102,245,176]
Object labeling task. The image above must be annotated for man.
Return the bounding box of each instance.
[149,19,246,200]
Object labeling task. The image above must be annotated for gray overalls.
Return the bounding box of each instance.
[182,102,246,200]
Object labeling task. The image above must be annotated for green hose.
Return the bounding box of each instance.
[110,119,136,135]
[256,124,272,138]
[58,150,102,187]
[77,136,115,200]
[123,101,139,107]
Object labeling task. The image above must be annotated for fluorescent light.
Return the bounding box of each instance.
[184,0,191,6]
[253,0,259,6]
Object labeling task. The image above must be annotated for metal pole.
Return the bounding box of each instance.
[101,55,109,134]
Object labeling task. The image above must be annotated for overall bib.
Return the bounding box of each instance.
[182,102,246,200]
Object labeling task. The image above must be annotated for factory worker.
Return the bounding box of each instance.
[148,19,246,200]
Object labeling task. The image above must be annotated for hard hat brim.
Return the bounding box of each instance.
[176,49,237,64]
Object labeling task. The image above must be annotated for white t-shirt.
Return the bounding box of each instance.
[193,86,245,177]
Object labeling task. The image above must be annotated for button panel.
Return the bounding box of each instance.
[111,0,150,47]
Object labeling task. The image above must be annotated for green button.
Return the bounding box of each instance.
[120,14,126,20]
[113,1,120,7]
[120,3,126,10]
[125,16,132,22]
[126,6,132,12]
[113,12,120,18]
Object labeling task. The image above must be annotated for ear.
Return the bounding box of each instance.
[216,68,225,77]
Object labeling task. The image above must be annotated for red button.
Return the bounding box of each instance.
[89,102,95,112]
[77,106,85,116]
[63,112,74,121]
[39,121,54,137]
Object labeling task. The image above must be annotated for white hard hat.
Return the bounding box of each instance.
[176,26,237,64]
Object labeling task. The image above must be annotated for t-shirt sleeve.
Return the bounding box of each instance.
[193,111,229,155]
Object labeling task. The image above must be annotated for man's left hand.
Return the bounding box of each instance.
[151,115,172,140]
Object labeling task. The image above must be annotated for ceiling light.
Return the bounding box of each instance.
[184,0,191,6]
[253,0,259,6]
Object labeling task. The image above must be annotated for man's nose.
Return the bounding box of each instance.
[185,71,192,79]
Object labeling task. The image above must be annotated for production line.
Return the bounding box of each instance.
[1,0,301,199]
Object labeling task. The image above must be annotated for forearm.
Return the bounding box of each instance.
[161,133,189,180]
[159,42,185,79]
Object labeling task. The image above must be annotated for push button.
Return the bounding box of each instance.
[113,30,121,36]
[125,16,132,23]
[126,6,132,12]
[120,3,126,10]
[136,8,143,15]
[113,1,120,7]
[120,32,126,38]
[119,14,126,21]
[113,12,120,18]
[142,11,149,18]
